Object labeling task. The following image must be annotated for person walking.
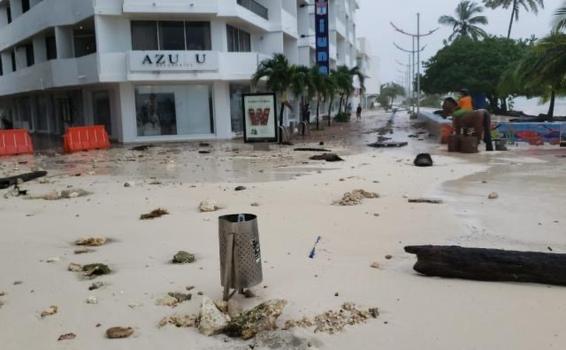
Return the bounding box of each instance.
[356,104,363,121]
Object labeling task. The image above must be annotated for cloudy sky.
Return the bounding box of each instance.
[356,0,562,85]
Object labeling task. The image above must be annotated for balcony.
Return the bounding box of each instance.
[237,0,268,20]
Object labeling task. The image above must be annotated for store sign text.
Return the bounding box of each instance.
[129,51,219,72]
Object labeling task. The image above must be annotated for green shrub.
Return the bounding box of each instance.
[334,112,351,123]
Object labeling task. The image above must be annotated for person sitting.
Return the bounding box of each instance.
[452,88,473,119]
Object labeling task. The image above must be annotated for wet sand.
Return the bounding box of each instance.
[1,111,565,350]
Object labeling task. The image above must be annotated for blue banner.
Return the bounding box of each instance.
[315,0,330,75]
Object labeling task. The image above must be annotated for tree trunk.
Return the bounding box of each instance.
[499,97,508,114]
[405,245,566,287]
[507,0,517,39]
[327,96,334,127]
[0,171,48,189]
[547,89,556,120]
[338,95,344,114]
[316,94,321,130]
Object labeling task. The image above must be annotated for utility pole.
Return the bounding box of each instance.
[391,14,438,117]
[393,43,426,114]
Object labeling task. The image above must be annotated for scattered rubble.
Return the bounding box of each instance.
[89,282,105,291]
[284,303,378,334]
[68,263,82,272]
[140,208,169,220]
[86,296,98,304]
[310,153,344,162]
[75,237,107,247]
[159,314,197,328]
[224,299,287,340]
[198,296,231,336]
[106,327,134,339]
[82,264,111,278]
[57,333,76,341]
[74,247,95,255]
[172,251,195,264]
[28,189,91,201]
[370,262,380,269]
[408,198,444,204]
[235,186,247,191]
[45,257,60,263]
[335,190,379,206]
[40,305,58,318]
[488,192,499,200]
[199,200,222,212]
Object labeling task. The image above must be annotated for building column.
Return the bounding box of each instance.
[33,34,47,64]
[55,26,74,59]
[118,82,136,143]
[0,51,11,74]
[8,0,22,18]
[213,81,232,139]
[210,19,227,52]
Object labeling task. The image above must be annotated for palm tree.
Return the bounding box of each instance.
[252,54,293,129]
[324,72,338,127]
[309,66,325,129]
[500,33,566,119]
[553,1,566,32]
[334,65,366,115]
[289,65,314,126]
[483,0,544,38]
[439,1,488,42]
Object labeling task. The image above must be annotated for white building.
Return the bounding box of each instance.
[354,37,379,108]
[0,0,359,143]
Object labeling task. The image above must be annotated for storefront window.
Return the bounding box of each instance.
[132,21,212,51]
[135,85,214,137]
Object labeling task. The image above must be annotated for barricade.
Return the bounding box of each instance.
[63,125,110,153]
[0,129,34,156]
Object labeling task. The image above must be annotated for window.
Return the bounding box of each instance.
[186,22,211,50]
[0,56,3,76]
[24,43,34,67]
[227,25,251,52]
[21,0,30,13]
[6,5,11,23]
[131,20,212,51]
[131,21,158,50]
[45,36,56,60]
[159,21,185,50]
[74,21,96,57]
[10,50,16,72]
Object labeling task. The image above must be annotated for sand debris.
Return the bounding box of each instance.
[335,189,379,206]
[172,251,195,264]
[140,208,169,220]
[45,257,60,263]
[408,198,444,204]
[40,305,58,318]
[86,296,98,304]
[74,247,95,255]
[106,327,134,339]
[198,296,231,336]
[159,314,197,328]
[199,200,222,212]
[224,299,287,340]
[89,282,104,291]
[310,153,344,162]
[370,262,380,269]
[488,192,499,199]
[156,292,192,308]
[68,263,82,272]
[57,333,76,341]
[72,264,111,278]
[284,303,378,334]
[75,237,107,247]
[28,189,91,201]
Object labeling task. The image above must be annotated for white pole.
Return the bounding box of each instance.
[416,13,421,117]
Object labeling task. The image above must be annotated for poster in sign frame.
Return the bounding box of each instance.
[242,93,278,143]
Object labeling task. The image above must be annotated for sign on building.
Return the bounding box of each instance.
[242,93,278,143]
[315,0,330,75]
[128,51,219,72]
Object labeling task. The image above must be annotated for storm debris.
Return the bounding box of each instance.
[106,327,134,339]
[310,153,344,162]
[224,299,287,340]
[284,303,378,334]
[75,237,107,247]
[40,305,58,318]
[335,190,379,206]
[57,333,76,341]
[408,198,444,204]
[199,200,222,213]
[172,251,196,264]
[28,189,91,201]
[140,208,169,220]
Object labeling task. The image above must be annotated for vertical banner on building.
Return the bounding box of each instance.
[315,0,330,75]
[242,93,278,143]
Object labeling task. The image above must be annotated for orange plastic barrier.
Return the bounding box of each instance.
[63,125,110,153]
[0,129,34,156]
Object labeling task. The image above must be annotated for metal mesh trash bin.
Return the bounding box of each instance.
[219,214,262,300]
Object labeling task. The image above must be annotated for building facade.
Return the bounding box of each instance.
[0,0,359,143]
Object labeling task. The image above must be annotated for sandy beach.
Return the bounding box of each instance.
[1,111,566,350]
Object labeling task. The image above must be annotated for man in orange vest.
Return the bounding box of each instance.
[453,88,473,118]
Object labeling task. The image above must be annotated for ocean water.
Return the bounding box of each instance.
[511,97,566,116]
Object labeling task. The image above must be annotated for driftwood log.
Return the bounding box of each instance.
[405,245,566,287]
[0,171,47,189]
